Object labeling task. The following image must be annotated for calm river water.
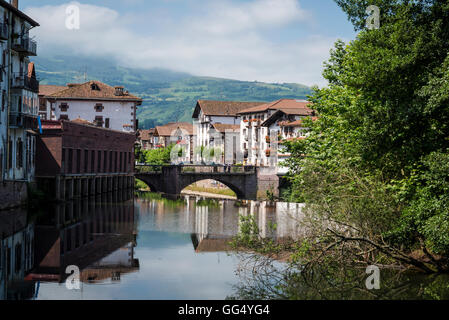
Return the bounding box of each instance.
[1,191,448,300]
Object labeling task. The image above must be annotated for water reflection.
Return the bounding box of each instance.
[137,193,305,253]
[1,192,448,300]
[0,209,35,300]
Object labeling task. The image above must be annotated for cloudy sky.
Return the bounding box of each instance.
[21,0,356,87]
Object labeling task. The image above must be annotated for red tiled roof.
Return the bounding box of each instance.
[193,100,265,117]
[45,80,142,104]
[71,117,94,126]
[212,123,240,133]
[238,99,312,115]
[155,122,194,137]
[39,85,68,97]
[139,129,155,141]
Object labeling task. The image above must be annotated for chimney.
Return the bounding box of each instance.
[114,86,124,96]
[12,0,18,9]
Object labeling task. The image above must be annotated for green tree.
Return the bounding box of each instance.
[281,0,449,272]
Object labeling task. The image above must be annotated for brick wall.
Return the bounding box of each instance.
[36,120,136,177]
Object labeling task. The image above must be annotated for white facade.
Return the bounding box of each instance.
[48,99,138,133]
[193,110,241,164]
[0,2,39,182]
[239,109,278,167]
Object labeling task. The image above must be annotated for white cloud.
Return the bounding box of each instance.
[25,0,337,87]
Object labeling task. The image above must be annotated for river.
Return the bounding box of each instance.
[1,191,448,300]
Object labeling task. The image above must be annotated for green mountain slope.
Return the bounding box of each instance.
[32,55,312,128]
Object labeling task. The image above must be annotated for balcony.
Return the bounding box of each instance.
[11,73,39,93]
[0,23,8,40]
[9,112,38,129]
[12,37,37,56]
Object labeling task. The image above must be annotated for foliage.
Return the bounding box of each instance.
[142,144,174,165]
[264,0,449,273]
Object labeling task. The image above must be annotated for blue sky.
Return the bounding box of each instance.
[21,0,356,86]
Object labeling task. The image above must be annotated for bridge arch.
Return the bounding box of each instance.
[135,175,161,193]
[179,178,244,199]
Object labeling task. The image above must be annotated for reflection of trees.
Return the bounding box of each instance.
[229,252,449,300]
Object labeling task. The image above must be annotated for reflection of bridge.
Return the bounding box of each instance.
[135,165,279,200]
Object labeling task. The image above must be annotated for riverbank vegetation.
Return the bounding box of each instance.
[234,0,449,282]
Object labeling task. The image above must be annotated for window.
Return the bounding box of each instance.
[94,116,103,127]
[105,118,110,128]
[91,150,95,173]
[91,83,100,91]
[16,138,23,169]
[84,150,88,173]
[59,114,69,121]
[103,150,107,173]
[75,226,80,249]
[66,228,72,252]
[6,247,11,276]
[15,243,22,273]
[2,90,5,111]
[59,103,69,112]
[8,139,12,169]
[75,149,80,173]
[68,149,73,174]
[97,151,101,172]
[94,104,104,112]
[61,148,66,173]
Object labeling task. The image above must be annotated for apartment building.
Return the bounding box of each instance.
[137,128,156,151]
[153,122,194,163]
[38,84,66,120]
[41,80,142,133]
[238,99,314,167]
[192,100,264,163]
[0,0,40,209]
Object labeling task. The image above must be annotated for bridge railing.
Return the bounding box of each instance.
[135,164,163,173]
[135,164,256,174]
[180,165,256,174]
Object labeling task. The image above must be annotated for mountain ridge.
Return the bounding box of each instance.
[32,55,312,128]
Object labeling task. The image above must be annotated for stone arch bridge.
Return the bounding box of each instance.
[135,165,279,200]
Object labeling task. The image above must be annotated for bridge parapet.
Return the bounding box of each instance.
[135,164,278,200]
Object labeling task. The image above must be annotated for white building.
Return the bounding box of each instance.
[192,100,264,164]
[153,122,194,163]
[41,80,142,133]
[238,99,314,168]
[0,0,40,190]
[261,106,317,174]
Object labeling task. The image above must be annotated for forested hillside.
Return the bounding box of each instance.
[32,55,311,128]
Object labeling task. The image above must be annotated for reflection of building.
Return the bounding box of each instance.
[188,197,305,253]
[29,192,138,284]
[0,209,35,300]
